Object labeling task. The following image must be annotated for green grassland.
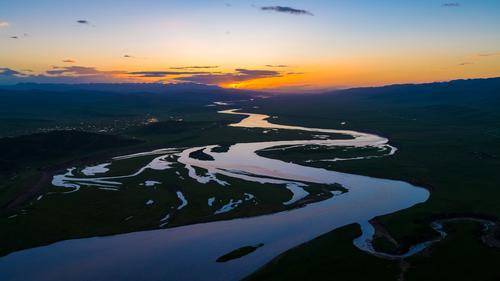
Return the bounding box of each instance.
[247,225,400,281]
[247,221,500,281]
[257,145,390,164]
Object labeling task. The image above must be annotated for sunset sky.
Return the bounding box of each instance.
[1,0,500,92]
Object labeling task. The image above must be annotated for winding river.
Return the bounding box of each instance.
[0,109,429,281]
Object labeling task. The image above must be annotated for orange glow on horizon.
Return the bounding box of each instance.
[2,53,499,93]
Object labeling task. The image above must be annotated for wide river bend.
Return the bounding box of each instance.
[0,109,429,281]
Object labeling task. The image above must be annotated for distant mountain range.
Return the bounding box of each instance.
[324,77,500,107]
[1,77,498,107]
[0,82,262,97]
[330,77,500,95]
[2,77,499,96]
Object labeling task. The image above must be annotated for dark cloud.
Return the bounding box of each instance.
[123,54,134,58]
[0,68,24,77]
[77,20,90,24]
[62,59,76,63]
[45,69,66,75]
[129,68,277,80]
[43,66,126,81]
[175,73,242,84]
[2,74,128,84]
[266,64,288,68]
[170,65,219,70]
[128,71,213,78]
[442,3,460,7]
[458,62,473,66]
[176,68,280,84]
[261,6,313,16]
[0,66,133,84]
[46,66,102,75]
[0,66,284,85]
[234,69,279,76]
[9,33,28,39]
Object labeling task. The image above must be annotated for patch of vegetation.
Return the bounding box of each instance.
[211,144,232,153]
[0,130,139,169]
[130,120,211,136]
[405,221,500,281]
[371,236,399,255]
[246,225,399,281]
[189,148,215,161]
[0,130,141,209]
[257,145,389,164]
[217,243,264,262]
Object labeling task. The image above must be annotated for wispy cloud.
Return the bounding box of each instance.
[477,52,500,57]
[0,21,9,28]
[176,68,281,84]
[0,66,135,84]
[170,65,219,70]
[62,59,76,63]
[442,2,460,7]
[0,65,287,86]
[458,62,473,66]
[8,33,28,40]
[45,66,125,77]
[47,66,100,75]
[261,6,313,16]
[234,69,279,76]
[128,70,214,78]
[265,64,288,68]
